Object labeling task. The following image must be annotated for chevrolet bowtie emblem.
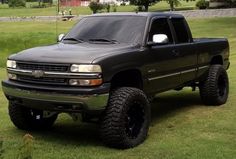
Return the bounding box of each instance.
[32,70,44,78]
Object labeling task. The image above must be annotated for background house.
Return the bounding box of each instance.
[99,0,129,5]
[60,0,129,7]
[60,0,90,6]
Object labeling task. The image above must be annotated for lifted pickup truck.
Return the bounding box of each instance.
[2,12,230,149]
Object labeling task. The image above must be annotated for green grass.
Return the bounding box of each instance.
[0,21,75,67]
[0,17,236,158]
[0,1,196,17]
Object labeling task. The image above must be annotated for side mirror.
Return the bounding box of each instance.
[58,34,65,42]
[153,34,169,44]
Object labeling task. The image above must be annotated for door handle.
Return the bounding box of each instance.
[172,50,180,57]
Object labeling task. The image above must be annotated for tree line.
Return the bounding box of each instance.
[1,0,236,11]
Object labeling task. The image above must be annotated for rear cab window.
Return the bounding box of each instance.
[171,18,191,43]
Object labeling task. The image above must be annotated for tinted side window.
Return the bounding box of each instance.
[148,18,173,43]
[171,18,190,43]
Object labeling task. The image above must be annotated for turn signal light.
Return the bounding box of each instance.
[69,79,102,86]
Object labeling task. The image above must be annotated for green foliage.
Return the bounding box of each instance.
[120,2,126,6]
[210,0,234,2]
[0,0,7,4]
[89,1,104,14]
[88,2,113,13]
[8,0,26,8]
[104,3,110,12]
[165,0,181,10]
[231,0,236,7]
[164,0,195,11]
[209,0,236,8]
[130,0,161,11]
[196,0,209,9]
[0,1,197,17]
[112,4,117,12]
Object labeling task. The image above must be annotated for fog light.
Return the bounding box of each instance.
[69,79,102,86]
[69,79,79,86]
[79,79,91,85]
[8,73,17,80]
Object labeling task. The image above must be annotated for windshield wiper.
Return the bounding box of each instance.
[63,37,84,43]
[88,38,118,44]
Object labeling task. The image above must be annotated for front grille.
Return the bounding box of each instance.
[15,62,70,85]
[17,62,69,72]
[17,75,67,85]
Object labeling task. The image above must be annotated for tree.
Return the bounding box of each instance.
[8,0,26,8]
[104,3,111,12]
[229,0,236,7]
[196,0,209,9]
[208,0,236,8]
[130,0,161,11]
[89,1,104,14]
[164,0,180,11]
[1,0,6,4]
[38,0,42,7]
[164,0,195,11]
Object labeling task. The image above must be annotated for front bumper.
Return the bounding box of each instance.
[2,80,110,112]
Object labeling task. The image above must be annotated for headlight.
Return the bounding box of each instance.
[7,60,16,68]
[70,64,102,73]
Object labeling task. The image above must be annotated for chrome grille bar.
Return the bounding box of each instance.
[8,68,102,79]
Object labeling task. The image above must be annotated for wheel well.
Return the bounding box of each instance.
[111,69,143,89]
[211,55,223,65]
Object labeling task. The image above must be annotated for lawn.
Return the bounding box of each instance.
[0,21,75,68]
[0,17,236,158]
[0,1,196,17]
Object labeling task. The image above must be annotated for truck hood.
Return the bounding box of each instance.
[9,43,139,64]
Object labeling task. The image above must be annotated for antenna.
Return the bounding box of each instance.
[56,0,60,42]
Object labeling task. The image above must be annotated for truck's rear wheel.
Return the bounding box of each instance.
[199,65,229,106]
[8,102,58,130]
[100,87,150,149]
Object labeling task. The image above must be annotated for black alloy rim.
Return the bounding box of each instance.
[125,101,145,139]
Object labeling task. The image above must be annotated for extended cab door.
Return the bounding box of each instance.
[144,17,182,93]
[169,18,198,84]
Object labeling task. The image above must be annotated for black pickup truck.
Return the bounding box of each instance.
[2,12,230,149]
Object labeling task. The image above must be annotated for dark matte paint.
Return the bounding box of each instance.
[7,12,230,96]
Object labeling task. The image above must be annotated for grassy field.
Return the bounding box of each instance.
[0,21,75,67]
[0,1,196,17]
[0,17,236,158]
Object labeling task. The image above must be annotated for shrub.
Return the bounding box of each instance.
[209,0,236,8]
[30,3,47,8]
[112,4,117,12]
[89,1,104,14]
[104,3,110,12]
[8,0,26,8]
[120,2,126,6]
[196,0,209,9]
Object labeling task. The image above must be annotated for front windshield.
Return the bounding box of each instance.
[63,16,147,44]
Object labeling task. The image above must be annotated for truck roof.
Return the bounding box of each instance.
[86,12,184,18]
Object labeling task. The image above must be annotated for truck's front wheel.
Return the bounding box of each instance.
[100,87,150,149]
[199,65,229,106]
[8,102,58,130]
